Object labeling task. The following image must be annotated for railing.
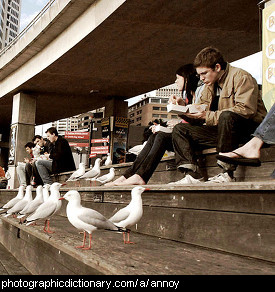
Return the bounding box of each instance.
[0,0,57,57]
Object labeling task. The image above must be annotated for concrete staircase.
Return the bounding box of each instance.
[0,146,274,275]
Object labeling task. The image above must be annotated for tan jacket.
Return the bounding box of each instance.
[199,64,267,126]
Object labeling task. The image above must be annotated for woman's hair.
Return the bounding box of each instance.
[193,46,227,70]
[176,63,199,104]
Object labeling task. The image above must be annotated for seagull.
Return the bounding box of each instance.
[4,185,33,218]
[25,182,63,233]
[96,167,115,185]
[0,185,25,212]
[104,153,112,166]
[42,184,51,202]
[60,190,125,250]
[80,158,101,186]
[67,162,86,181]
[109,186,149,244]
[17,185,44,220]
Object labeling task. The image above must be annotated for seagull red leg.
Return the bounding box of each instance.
[76,231,86,249]
[44,219,55,234]
[124,230,134,244]
[82,233,92,250]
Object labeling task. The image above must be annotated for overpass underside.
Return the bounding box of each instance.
[0,0,260,130]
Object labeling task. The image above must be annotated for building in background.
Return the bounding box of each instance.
[0,0,21,49]
[128,83,181,126]
[52,116,79,136]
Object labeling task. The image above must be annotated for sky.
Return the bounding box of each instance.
[20,0,49,31]
[20,0,262,126]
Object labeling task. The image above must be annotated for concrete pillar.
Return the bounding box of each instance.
[7,92,36,189]
[104,97,128,118]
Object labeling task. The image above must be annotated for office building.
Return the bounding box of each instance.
[0,0,21,49]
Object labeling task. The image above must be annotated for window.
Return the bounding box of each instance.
[153,106,160,110]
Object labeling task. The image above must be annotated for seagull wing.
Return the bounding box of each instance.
[27,200,57,222]
[78,207,117,230]
[109,207,130,224]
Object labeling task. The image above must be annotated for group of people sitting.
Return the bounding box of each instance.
[14,46,274,188]
[16,127,76,187]
[106,46,273,186]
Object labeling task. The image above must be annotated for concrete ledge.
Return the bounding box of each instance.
[1,216,274,275]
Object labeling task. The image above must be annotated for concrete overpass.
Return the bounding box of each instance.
[0,0,261,182]
[0,0,260,128]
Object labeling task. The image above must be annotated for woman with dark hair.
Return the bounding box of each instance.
[105,64,204,186]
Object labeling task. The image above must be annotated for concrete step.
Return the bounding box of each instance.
[0,242,31,275]
[0,215,274,275]
[1,181,274,265]
[54,145,275,187]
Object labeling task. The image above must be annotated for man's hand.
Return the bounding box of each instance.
[183,105,207,120]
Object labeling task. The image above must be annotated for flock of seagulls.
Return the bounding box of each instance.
[0,179,149,249]
[67,157,116,187]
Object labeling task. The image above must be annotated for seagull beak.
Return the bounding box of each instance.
[61,183,66,187]
[59,197,65,200]
[144,188,150,191]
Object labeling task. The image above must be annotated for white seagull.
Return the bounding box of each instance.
[109,186,149,243]
[4,185,33,217]
[67,162,86,181]
[96,167,115,185]
[17,185,44,220]
[26,182,63,233]
[104,153,112,166]
[80,158,101,186]
[0,185,25,212]
[60,190,125,250]
[42,184,51,202]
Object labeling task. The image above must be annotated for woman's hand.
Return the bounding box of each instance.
[168,95,186,106]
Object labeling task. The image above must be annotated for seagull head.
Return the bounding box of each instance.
[79,162,85,169]
[50,182,63,192]
[60,190,81,203]
[36,185,43,192]
[43,184,51,190]
[131,186,150,199]
[26,185,33,192]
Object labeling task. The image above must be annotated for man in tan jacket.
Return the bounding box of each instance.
[170,46,267,184]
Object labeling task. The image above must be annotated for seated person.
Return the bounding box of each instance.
[106,63,203,186]
[169,46,267,184]
[216,102,275,178]
[0,166,8,189]
[35,127,76,185]
[32,135,51,158]
[16,142,36,186]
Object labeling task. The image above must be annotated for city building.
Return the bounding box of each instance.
[0,0,21,49]
[52,116,79,136]
[128,83,181,126]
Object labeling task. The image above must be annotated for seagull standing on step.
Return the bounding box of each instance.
[96,167,115,185]
[109,186,149,244]
[67,162,86,182]
[17,185,44,220]
[60,190,125,250]
[0,185,25,212]
[42,184,51,202]
[26,182,63,233]
[4,185,33,217]
[104,153,112,166]
[79,158,101,186]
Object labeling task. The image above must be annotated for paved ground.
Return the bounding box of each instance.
[0,243,31,275]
